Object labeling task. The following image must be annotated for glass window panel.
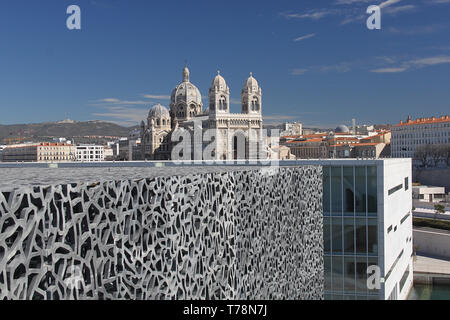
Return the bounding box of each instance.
[344,218,355,254]
[324,256,332,291]
[355,218,367,254]
[332,217,342,253]
[343,167,354,215]
[323,166,330,215]
[331,167,342,215]
[355,167,366,216]
[356,256,368,293]
[344,256,356,293]
[332,256,343,292]
[368,219,378,255]
[367,166,377,215]
[324,217,331,253]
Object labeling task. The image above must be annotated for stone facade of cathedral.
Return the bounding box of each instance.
[140,67,265,161]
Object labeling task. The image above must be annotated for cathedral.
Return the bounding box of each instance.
[140,66,265,161]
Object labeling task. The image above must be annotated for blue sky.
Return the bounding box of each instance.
[0,0,449,128]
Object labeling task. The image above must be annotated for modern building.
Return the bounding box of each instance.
[140,66,265,160]
[412,185,446,203]
[391,115,450,158]
[299,158,413,300]
[1,143,76,162]
[75,145,105,162]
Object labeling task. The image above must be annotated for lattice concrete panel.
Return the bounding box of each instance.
[0,166,323,300]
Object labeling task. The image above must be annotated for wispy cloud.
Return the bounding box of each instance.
[92,106,148,126]
[410,56,450,66]
[383,4,416,15]
[263,115,298,123]
[94,98,148,105]
[291,68,308,75]
[280,9,339,20]
[293,33,316,42]
[142,94,171,100]
[428,0,450,4]
[388,24,447,35]
[335,0,372,4]
[371,67,408,73]
[319,62,352,73]
[379,0,402,9]
[370,55,450,73]
[230,98,241,105]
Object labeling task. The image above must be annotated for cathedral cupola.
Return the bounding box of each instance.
[241,72,262,114]
[209,70,230,114]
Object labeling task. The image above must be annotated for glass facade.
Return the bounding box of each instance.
[323,165,379,300]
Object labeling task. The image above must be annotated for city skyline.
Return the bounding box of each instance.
[1,0,449,128]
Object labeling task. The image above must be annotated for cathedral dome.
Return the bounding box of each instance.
[170,66,202,106]
[211,71,228,90]
[335,124,350,133]
[245,72,259,89]
[148,103,170,118]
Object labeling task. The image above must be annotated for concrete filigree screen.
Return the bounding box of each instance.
[0,166,323,300]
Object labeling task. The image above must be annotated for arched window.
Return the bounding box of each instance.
[251,97,259,111]
[219,96,226,110]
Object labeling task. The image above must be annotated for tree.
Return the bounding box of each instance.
[443,143,450,167]
[429,145,446,167]
[434,204,445,220]
[414,144,430,168]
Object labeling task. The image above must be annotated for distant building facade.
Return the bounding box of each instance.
[391,115,450,158]
[412,185,446,203]
[75,145,105,162]
[281,122,302,136]
[2,143,76,162]
[283,125,391,160]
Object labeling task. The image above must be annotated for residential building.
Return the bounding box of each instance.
[1,143,76,162]
[391,115,450,158]
[75,145,105,162]
[287,138,328,159]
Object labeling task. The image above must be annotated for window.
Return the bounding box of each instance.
[388,184,403,196]
[399,266,410,293]
[404,177,409,191]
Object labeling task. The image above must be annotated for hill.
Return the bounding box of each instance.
[0,120,135,144]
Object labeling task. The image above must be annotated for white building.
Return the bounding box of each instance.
[281,122,303,136]
[75,145,105,162]
[412,185,446,203]
[391,115,450,158]
[296,158,413,300]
